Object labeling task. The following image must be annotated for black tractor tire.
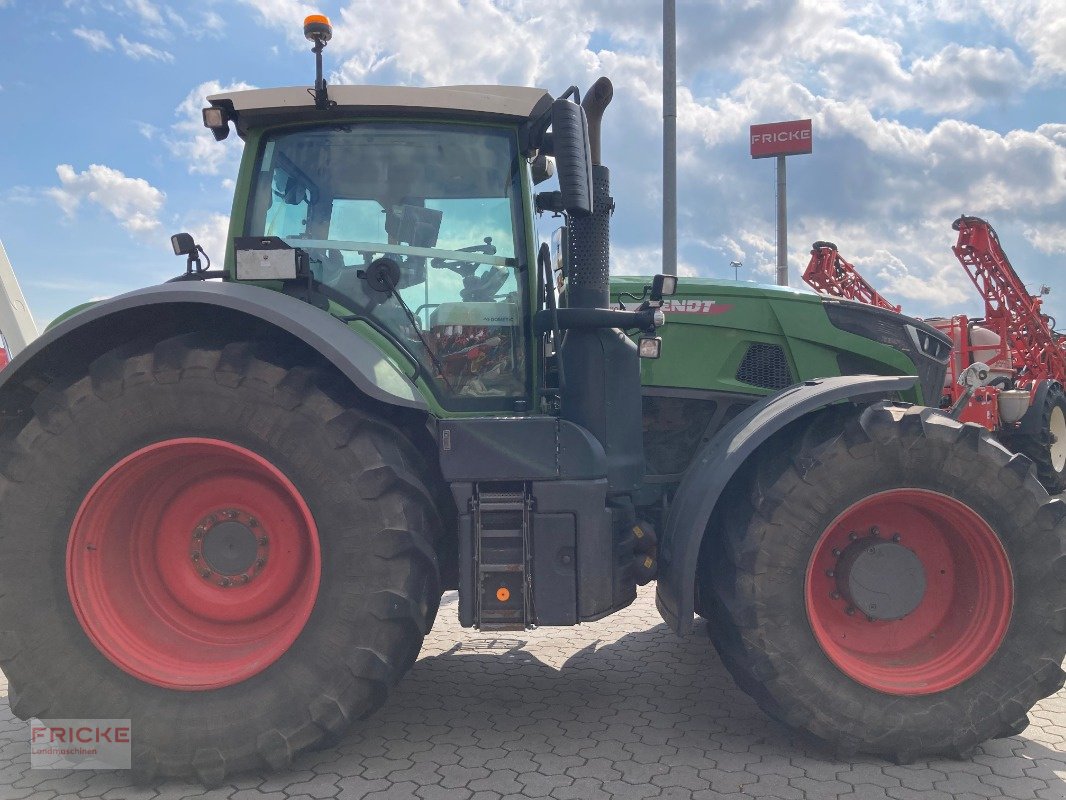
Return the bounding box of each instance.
[0,334,442,784]
[1009,384,1066,494]
[701,402,1066,761]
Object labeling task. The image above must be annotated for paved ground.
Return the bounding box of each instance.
[0,587,1063,800]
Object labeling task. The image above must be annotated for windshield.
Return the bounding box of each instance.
[245,123,529,405]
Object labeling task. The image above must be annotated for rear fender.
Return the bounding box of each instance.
[655,374,917,634]
[0,281,427,422]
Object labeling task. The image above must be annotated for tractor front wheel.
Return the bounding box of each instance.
[702,403,1066,760]
[0,335,442,783]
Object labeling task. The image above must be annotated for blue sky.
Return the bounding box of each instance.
[0,0,1063,330]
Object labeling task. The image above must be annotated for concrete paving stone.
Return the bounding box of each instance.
[697,767,760,795]
[230,790,289,800]
[837,787,891,800]
[742,774,804,799]
[435,765,490,790]
[881,765,947,790]
[335,775,393,799]
[980,772,1053,799]
[359,757,417,781]
[888,786,963,800]
[650,764,709,791]
[361,781,422,800]
[933,770,1004,797]
[374,762,442,788]
[513,771,570,797]
[1036,786,1066,800]
[836,764,904,789]
[465,769,524,795]
[596,779,660,799]
[747,756,805,778]
[614,760,670,786]
[482,753,540,775]
[624,741,679,764]
[414,787,471,800]
[787,776,855,799]
[407,745,461,768]
[100,786,160,800]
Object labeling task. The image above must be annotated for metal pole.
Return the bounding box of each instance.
[776,155,788,286]
[662,0,677,277]
[0,239,38,356]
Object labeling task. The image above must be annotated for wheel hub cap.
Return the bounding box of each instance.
[191,510,269,585]
[834,537,926,621]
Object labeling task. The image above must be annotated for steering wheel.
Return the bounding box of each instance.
[430,237,497,278]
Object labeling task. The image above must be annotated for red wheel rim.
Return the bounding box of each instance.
[805,489,1013,696]
[67,438,321,691]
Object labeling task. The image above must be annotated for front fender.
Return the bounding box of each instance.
[655,374,917,634]
[0,281,426,412]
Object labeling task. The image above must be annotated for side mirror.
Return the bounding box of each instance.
[549,98,594,217]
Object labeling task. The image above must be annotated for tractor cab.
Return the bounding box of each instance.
[237,113,532,404]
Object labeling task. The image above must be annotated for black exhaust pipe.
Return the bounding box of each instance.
[566,77,614,311]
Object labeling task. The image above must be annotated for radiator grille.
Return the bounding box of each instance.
[736,343,793,390]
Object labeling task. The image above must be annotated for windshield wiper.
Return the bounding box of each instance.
[384,283,454,393]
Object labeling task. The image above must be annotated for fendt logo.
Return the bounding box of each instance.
[662,299,733,315]
[750,119,813,159]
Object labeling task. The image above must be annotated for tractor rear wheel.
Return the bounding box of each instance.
[0,335,442,783]
[1010,383,1066,493]
[702,403,1066,760]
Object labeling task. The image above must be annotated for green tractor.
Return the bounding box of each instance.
[0,17,1063,784]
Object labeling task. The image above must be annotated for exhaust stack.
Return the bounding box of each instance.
[566,77,614,310]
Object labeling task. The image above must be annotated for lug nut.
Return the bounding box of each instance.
[848,532,858,541]
[201,570,211,579]
[255,558,266,569]
[830,590,841,600]
[191,553,200,562]
[870,526,880,536]
[259,537,269,546]
[832,548,842,557]
[226,510,238,519]
[219,578,231,587]
[825,569,835,578]
[892,533,902,542]
[241,574,250,584]
[845,606,856,615]
[248,518,258,528]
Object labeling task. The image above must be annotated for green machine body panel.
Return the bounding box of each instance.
[611,276,952,483]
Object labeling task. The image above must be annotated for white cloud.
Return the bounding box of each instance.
[1025,223,1066,255]
[117,34,174,62]
[47,164,166,235]
[975,0,1066,77]
[72,27,113,52]
[183,213,230,263]
[125,0,164,27]
[165,80,256,175]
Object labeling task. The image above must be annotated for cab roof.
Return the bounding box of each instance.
[206,84,553,137]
